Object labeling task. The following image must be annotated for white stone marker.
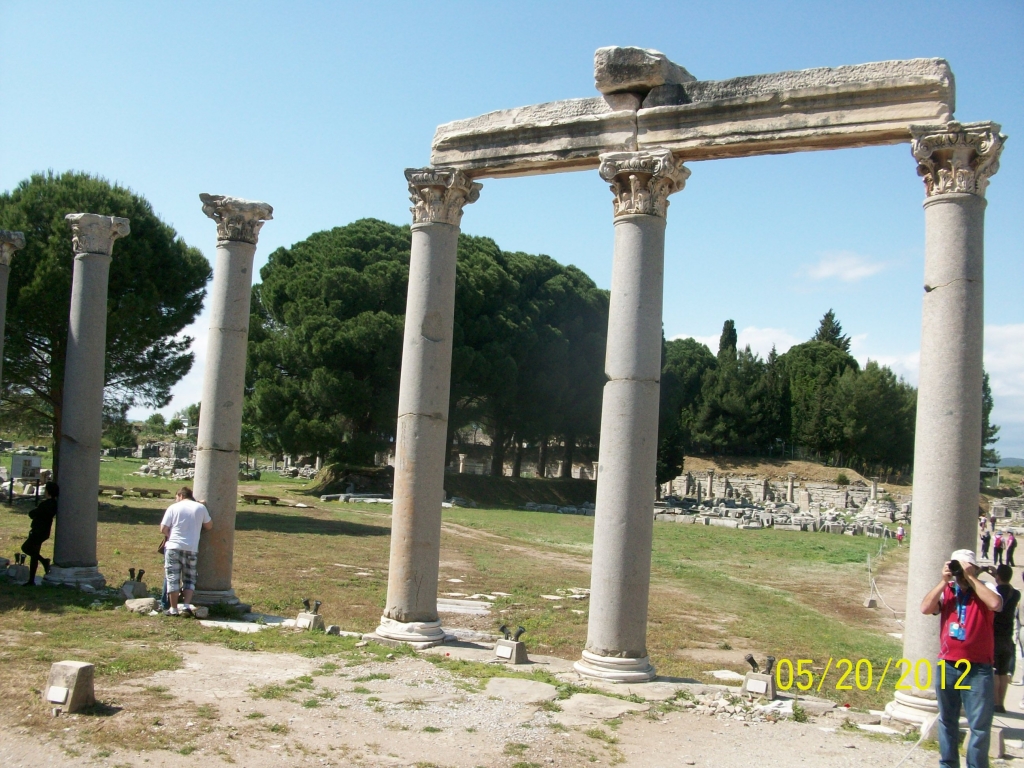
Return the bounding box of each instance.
[575,149,688,682]
[44,660,95,713]
[887,120,1005,725]
[193,194,273,609]
[371,168,480,647]
[46,214,129,588]
[0,230,25,388]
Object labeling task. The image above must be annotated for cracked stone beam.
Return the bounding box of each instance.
[889,120,1006,725]
[192,194,272,609]
[430,54,954,178]
[370,168,481,648]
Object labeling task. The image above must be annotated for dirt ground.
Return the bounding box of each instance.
[0,641,943,768]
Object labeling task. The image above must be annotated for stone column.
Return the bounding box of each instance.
[0,230,26,388]
[575,149,688,682]
[888,121,1005,725]
[192,194,273,609]
[46,214,130,588]
[787,473,795,503]
[372,168,480,647]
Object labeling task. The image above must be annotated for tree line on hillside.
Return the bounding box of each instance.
[244,218,999,481]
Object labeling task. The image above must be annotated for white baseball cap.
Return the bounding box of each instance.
[951,549,977,566]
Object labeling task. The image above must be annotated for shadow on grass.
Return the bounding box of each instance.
[0,580,116,615]
[79,701,123,717]
[96,504,388,537]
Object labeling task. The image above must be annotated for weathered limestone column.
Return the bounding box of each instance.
[371,168,481,647]
[192,194,273,609]
[0,230,26,388]
[888,120,1005,725]
[786,473,795,503]
[46,215,130,588]
[576,149,688,682]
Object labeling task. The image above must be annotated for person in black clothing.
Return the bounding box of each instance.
[21,481,58,587]
[982,529,992,560]
[992,564,1021,713]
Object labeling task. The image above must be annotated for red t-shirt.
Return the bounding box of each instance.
[939,583,997,664]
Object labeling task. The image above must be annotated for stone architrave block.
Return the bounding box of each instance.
[120,581,149,600]
[296,612,325,631]
[494,639,529,664]
[44,661,95,713]
[741,671,777,700]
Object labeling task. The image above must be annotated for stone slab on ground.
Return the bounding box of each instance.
[552,692,649,727]
[582,679,683,702]
[124,597,158,614]
[436,597,491,616]
[484,676,558,703]
[420,640,576,673]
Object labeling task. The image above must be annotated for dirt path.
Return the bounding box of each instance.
[0,642,942,768]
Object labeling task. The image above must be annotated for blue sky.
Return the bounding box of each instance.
[2,1,1022,455]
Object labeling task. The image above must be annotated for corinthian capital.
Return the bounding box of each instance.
[65,214,130,256]
[599,149,689,218]
[0,230,26,267]
[911,121,1006,198]
[200,194,274,244]
[406,167,482,226]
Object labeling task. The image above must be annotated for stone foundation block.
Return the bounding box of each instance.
[494,639,529,664]
[44,661,95,713]
[7,563,30,583]
[296,612,325,631]
[120,581,148,600]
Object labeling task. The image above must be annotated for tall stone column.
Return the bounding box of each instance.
[192,194,273,609]
[888,120,1005,725]
[0,230,26,388]
[46,214,130,588]
[575,149,688,682]
[371,168,480,647]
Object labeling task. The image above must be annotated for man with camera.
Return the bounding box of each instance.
[921,549,1003,768]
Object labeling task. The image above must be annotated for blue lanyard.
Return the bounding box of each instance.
[953,584,969,627]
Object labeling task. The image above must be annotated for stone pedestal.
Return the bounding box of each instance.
[47,214,130,589]
[296,612,325,631]
[374,168,480,646]
[888,121,1005,725]
[575,150,687,683]
[193,195,272,609]
[45,661,95,713]
[741,672,777,700]
[0,231,25,389]
[494,639,529,664]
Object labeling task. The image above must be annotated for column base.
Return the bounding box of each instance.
[574,649,656,683]
[191,589,251,614]
[43,565,106,590]
[884,690,939,729]
[365,616,450,650]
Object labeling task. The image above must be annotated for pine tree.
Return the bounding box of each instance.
[812,309,852,352]
[982,371,1000,466]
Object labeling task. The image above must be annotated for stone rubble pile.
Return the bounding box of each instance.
[522,501,596,516]
[134,456,196,480]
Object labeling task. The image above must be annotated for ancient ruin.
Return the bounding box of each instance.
[374,44,1005,724]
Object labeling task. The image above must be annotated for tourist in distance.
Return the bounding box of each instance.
[896,524,906,547]
[159,486,212,617]
[20,481,58,587]
[981,528,992,560]
[1006,532,1017,567]
[921,549,1002,768]
[994,532,1004,565]
[989,564,1020,713]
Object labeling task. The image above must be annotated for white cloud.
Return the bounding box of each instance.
[802,250,887,282]
[985,324,1024,422]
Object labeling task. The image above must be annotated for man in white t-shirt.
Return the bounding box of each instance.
[159,487,212,617]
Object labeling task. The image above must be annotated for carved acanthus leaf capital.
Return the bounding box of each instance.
[911,120,1006,198]
[599,149,689,218]
[406,167,482,226]
[0,230,26,267]
[65,214,130,256]
[200,194,274,244]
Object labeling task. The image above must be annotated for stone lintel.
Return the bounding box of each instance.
[0,230,26,266]
[430,57,954,177]
[65,214,130,256]
[200,193,273,244]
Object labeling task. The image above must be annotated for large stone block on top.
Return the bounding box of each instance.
[594,46,695,95]
[44,661,95,713]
